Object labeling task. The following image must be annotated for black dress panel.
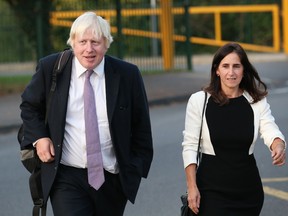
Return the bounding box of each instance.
[196,96,264,216]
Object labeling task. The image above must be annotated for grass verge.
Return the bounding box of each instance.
[0,75,32,96]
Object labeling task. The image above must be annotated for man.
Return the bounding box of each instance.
[20,11,153,216]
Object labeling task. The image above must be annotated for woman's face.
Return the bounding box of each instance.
[216,52,244,95]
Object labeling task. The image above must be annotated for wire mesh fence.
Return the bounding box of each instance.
[0,0,283,72]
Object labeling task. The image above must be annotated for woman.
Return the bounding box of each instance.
[182,42,286,216]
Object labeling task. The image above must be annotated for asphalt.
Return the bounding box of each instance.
[1,53,287,134]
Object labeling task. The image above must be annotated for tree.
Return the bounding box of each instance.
[5,0,53,60]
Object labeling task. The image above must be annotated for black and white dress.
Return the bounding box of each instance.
[196,96,264,216]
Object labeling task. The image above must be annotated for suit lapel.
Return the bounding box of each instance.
[50,57,73,138]
[104,56,120,124]
[56,63,72,117]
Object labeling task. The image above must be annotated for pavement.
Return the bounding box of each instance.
[1,52,287,134]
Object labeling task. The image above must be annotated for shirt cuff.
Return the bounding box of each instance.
[32,139,39,148]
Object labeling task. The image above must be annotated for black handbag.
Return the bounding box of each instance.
[180,92,207,216]
[181,194,196,216]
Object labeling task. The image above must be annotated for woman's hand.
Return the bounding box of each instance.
[271,139,286,166]
[185,164,201,214]
[187,185,201,214]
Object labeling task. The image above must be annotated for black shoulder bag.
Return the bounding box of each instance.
[17,48,72,216]
[180,91,207,216]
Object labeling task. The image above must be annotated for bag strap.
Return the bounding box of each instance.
[45,48,72,124]
[30,168,46,216]
[196,91,207,165]
[31,48,72,216]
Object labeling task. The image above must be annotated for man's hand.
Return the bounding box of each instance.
[35,137,55,163]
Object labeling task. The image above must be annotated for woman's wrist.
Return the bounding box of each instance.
[271,138,285,151]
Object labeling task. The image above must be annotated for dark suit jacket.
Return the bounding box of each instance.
[20,52,153,203]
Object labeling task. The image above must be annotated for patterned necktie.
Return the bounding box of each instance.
[84,70,105,190]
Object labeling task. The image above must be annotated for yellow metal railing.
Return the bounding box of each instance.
[50,3,284,70]
[172,4,280,52]
[283,0,288,54]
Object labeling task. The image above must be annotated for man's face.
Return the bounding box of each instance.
[73,29,107,70]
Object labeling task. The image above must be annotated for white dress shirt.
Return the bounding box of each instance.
[61,56,119,173]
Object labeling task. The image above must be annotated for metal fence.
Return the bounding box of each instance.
[0,0,285,72]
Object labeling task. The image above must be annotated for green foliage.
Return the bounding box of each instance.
[0,0,282,63]
[4,0,53,58]
[0,1,34,62]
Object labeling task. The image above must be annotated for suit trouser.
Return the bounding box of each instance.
[50,164,127,216]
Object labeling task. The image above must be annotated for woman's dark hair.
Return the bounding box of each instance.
[203,42,267,105]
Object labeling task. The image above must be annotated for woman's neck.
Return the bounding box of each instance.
[223,88,243,98]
